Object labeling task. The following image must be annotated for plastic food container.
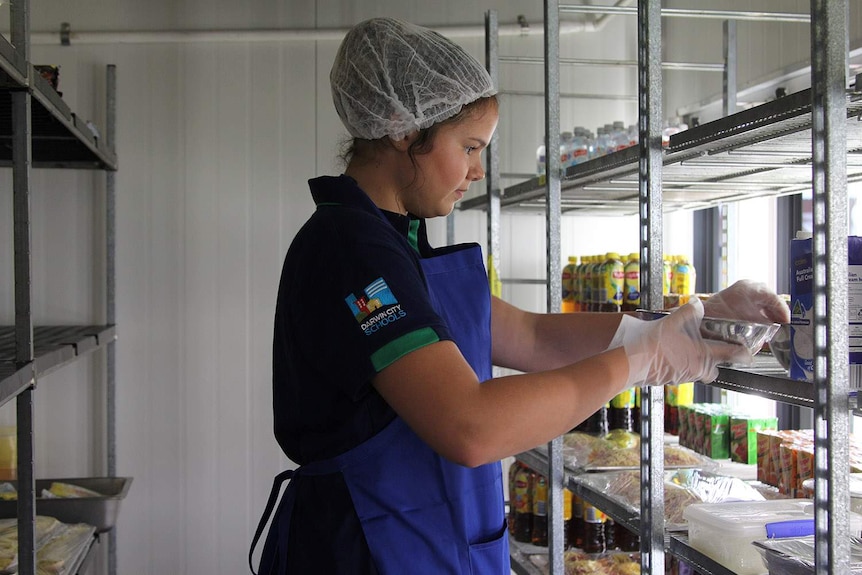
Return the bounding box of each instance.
[0,477,132,533]
[801,473,862,514]
[683,499,862,575]
[754,535,862,575]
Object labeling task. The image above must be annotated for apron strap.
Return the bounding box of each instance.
[248,469,295,575]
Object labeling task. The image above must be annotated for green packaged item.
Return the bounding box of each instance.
[730,416,778,465]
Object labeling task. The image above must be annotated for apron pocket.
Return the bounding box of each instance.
[467,521,508,575]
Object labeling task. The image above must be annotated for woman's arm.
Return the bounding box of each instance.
[490,296,625,373]
[372,339,630,468]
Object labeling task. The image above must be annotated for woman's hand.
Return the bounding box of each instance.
[702,280,790,324]
[608,298,752,388]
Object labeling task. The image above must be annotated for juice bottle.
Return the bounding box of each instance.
[590,256,604,312]
[512,464,533,542]
[507,461,519,534]
[608,388,635,432]
[582,501,607,554]
[604,516,616,550]
[531,473,548,546]
[673,255,696,304]
[663,255,672,296]
[622,252,640,312]
[561,256,577,313]
[574,403,609,435]
[563,488,573,549]
[615,522,640,552]
[600,252,625,313]
[570,257,581,312]
[581,256,593,312]
[570,493,585,549]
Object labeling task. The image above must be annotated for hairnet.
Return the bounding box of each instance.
[330,17,497,141]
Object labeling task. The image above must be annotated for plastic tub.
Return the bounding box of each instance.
[0,477,132,533]
[683,499,862,575]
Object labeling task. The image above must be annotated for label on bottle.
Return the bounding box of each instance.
[532,475,548,517]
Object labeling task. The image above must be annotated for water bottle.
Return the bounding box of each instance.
[536,139,546,176]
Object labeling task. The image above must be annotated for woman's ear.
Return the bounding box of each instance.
[389,130,419,152]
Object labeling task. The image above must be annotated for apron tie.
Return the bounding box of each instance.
[249,469,295,575]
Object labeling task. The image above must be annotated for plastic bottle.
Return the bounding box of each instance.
[570,493,585,549]
[612,120,628,152]
[563,488,573,549]
[561,256,577,313]
[559,131,574,173]
[600,252,625,313]
[582,501,607,553]
[627,124,639,148]
[531,473,548,546]
[581,256,593,312]
[507,461,520,535]
[512,463,533,542]
[590,256,604,312]
[663,255,672,296]
[572,256,583,312]
[571,127,589,165]
[536,139,546,176]
[672,254,696,304]
[615,522,640,552]
[574,403,609,435]
[608,388,635,432]
[604,516,616,551]
[622,252,640,312]
[594,127,610,158]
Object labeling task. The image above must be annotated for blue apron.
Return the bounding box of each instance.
[250,243,508,574]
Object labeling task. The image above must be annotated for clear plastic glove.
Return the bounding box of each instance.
[702,280,789,324]
[608,298,753,388]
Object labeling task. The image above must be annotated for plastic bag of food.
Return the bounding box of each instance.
[37,522,96,575]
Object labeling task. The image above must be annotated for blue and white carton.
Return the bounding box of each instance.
[790,234,862,387]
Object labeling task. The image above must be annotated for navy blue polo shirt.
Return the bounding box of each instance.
[273,175,458,573]
[273,174,455,465]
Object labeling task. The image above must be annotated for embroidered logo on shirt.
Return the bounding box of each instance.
[345,277,407,335]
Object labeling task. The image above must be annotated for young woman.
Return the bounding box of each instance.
[250,17,789,575]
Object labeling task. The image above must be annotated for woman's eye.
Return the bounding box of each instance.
[465,146,476,154]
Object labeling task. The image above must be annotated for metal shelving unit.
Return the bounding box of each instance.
[485,2,852,574]
[2,0,118,573]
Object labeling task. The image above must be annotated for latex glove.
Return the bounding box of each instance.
[702,280,790,324]
[608,298,753,388]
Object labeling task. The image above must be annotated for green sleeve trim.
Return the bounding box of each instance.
[407,219,421,253]
[371,327,440,372]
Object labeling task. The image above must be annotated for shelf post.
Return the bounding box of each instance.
[810,1,851,573]
[105,63,119,575]
[485,10,501,301]
[637,0,665,574]
[543,2,564,575]
[11,0,35,572]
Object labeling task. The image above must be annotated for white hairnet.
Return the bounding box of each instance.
[330,17,497,141]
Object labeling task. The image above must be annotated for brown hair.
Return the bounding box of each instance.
[338,95,498,169]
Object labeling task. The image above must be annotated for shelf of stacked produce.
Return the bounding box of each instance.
[0,325,116,407]
[460,88,862,216]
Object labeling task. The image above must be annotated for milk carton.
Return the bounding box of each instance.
[789,234,862,387]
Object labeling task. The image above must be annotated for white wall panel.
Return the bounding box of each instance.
[0,2,855,574]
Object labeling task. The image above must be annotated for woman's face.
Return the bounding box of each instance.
[399,106,499,218]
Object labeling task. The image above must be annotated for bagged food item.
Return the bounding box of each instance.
[43,482,103,499]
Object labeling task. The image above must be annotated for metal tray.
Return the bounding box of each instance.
[0,477,132,533]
